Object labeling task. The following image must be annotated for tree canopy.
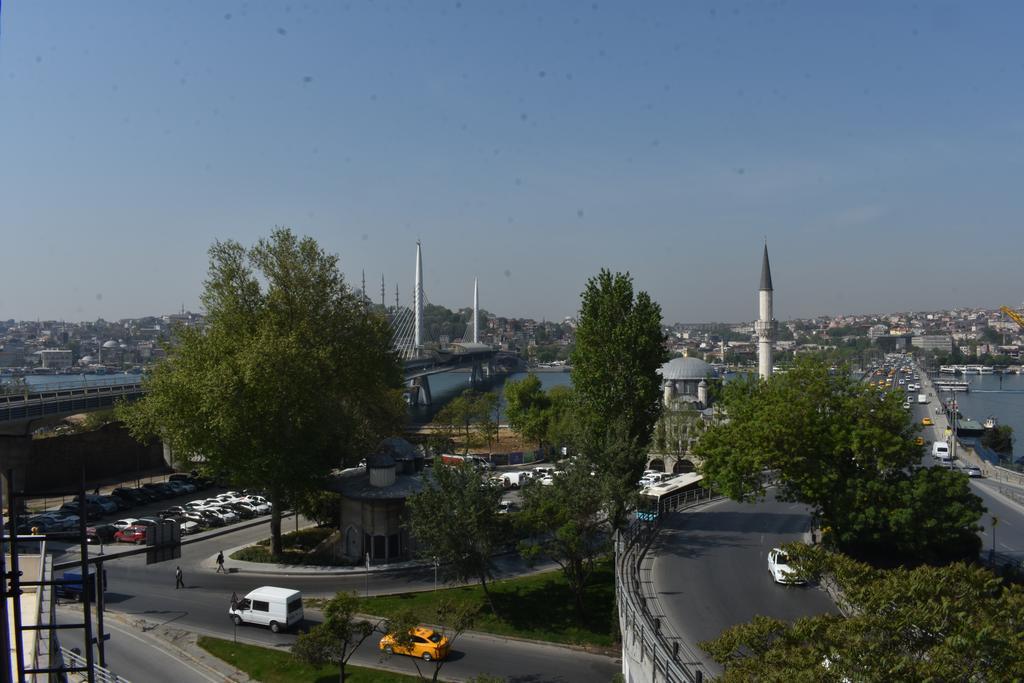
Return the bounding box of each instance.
[695,357,983,562]
[405,463,505,613]
[292,591,379,683]
[517,462,609,615]
[119,229,405,554]
[701,544,1024,681]
[570,269,667,528]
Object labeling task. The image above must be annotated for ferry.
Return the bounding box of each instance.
[933,378,970,393]
[983,416,998,430]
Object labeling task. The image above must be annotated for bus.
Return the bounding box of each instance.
[637,472,714,521]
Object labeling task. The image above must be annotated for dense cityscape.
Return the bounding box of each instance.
[4,3,1024,682]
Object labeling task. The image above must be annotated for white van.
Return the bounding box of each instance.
[228,586,303,633]
[931,441,950,461]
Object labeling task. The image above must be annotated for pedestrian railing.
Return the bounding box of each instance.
[616,490,721,683]
[60,648,131,683]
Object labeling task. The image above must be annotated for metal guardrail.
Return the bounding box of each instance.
[616,488,721,683]
[61,648,130,683]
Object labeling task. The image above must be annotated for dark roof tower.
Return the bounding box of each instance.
[759,243,773,292]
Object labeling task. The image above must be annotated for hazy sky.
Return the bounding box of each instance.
[2,2,1022,324]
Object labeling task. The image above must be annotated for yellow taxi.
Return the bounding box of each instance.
[921,417,934,426]
[915,437,925,446]
[379,626,450,662]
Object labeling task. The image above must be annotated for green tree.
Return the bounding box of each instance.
[406,463,505,614]
[473,392,499,450]
[119,230,405,556]
[695,357,983,562]
[571,269,668,528]
[504,374,551,446]
[545,385,575,449]
[292,592,381,683]
[701,544,1024,681]
[982,424,1014,454]
[517,463,609,616]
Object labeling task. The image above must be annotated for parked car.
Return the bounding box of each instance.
[179,521,201,536]
[59,501,102,521]
[135,517,162,527]
[121,487,155,503]
[379,625,450,661]
[225,502,256,519]
[142,483,175,499]
[114,525,149,544]
[193,509,226,527]
[112,518,140,531]
[182,512,209,528]
[86,524,118,544]
[207,506,238,524]
[86,495,119,515]
[105,494,133,511]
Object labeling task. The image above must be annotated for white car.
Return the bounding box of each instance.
[111,518,140,531]
[209,506,239,524]
[768,548,804,585]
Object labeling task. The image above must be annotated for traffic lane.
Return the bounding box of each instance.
[87,574,618,682]
[650,496,836,672]
[57,607,224,683]
[969,479,1024,554]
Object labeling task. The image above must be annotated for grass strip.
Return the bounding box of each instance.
[197,636,419,683]
[357,560,617,648]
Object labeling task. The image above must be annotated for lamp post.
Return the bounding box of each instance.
[433,556,439,592]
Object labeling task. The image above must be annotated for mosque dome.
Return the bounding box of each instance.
[659,356,714,381]
[102,340,119,349]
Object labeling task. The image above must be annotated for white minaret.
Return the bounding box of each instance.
[755,243,777,380]
[472,277,479,343]
[414,240,424,350]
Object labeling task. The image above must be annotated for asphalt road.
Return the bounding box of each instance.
[648,494,837,676]
[56,606,225,683]
[52,518,619,682]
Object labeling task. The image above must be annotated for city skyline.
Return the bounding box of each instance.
[2,3,1023,322]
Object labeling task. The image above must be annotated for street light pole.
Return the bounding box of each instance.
[433,557,439,591]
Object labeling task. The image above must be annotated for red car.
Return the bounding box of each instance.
[114,525,149,544]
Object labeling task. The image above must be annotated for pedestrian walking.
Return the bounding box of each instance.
[175,566,184,589]
[216,551,226,574]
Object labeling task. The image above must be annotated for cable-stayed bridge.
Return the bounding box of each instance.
[0,241,497,429]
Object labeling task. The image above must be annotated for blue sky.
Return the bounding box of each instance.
[1,1,1022,324]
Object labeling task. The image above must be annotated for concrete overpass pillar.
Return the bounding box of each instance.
[0,434,33,498]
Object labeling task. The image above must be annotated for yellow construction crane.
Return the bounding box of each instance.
[1000,305,1024,330]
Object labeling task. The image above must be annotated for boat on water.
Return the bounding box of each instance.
[934,378,970,393]
[983,416,998,429]
[956,419,985,437]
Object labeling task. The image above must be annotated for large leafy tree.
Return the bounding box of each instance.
[120,229,405,555]
[517,463,609,616]
[701,544,1024,681]
[405,463,505,613]
[292,592,381,683]
[383,601,479,683]
[695,357,983,561]
[570,269,668,528]
[504,374,551,447]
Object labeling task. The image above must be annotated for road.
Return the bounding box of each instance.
[57,606,225,683]
[51,518,619,682]
[648,494,837,676]
[912,362,1024,556]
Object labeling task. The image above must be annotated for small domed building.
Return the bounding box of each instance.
[324,438,425,563]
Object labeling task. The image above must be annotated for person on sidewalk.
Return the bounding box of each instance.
[216,551,226,573]
[175,566,184,589]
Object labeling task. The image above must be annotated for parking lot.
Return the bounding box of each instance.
[7,473,273,545]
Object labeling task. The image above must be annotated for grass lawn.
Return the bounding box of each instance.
[230,527,353,566]
[357,560,617,649]
[197,636,420,683]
